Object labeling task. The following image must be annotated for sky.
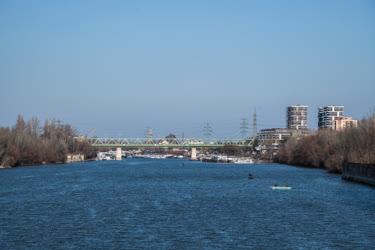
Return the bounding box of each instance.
[0,0,374,138]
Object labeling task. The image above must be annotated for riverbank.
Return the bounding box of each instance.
[0,115,96,168]
[276,113,375,173]
[342,162,375,186]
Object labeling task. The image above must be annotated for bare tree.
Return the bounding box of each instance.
[277,113,375,172]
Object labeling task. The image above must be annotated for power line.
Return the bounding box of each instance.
[203,122,213,140]
[145,127,153,142]
[240,118,249,139]
[253,108,257,137]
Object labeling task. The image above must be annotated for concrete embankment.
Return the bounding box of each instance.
[342,162,375,187]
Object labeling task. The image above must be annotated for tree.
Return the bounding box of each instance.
[276,112,375,172]
[0,115,97,167]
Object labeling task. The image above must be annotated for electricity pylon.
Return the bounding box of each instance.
[145,127,153,143]
[240,118,249,139]
[252,108,257,139]
[203,122,213,141]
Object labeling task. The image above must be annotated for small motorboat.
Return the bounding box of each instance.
[248,173,254,179]
[271,185,291,190]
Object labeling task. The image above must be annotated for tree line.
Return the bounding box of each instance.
[0,115,97,167]
[276,113,375,173]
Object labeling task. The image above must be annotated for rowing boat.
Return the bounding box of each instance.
[271,186,292,190]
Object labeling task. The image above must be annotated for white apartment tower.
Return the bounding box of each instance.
[318,105,344,129]
[287,105,308,130]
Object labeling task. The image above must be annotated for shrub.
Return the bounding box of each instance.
[277,113,375,172]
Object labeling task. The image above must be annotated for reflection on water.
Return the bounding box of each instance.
[0,159,374,249]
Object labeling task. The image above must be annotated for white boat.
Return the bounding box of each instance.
[271,186,292,190]
[234,158,254,164]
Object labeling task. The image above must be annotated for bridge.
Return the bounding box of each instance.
[88,137,253,160]
[88,137,252,148]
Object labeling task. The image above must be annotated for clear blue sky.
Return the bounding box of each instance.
[1,0,374,138]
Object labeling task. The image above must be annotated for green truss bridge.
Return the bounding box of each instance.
[88,138,252,149]
[88,137,253,160]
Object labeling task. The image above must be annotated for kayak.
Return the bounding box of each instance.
[271,186,292,190]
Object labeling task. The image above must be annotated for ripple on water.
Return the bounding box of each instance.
[0,160,374,249]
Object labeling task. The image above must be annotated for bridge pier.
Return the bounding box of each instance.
[116,147,122,160]
[191,147,197,160]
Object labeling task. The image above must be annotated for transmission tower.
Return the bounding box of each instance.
[145,127,153,143]
[240,118,249,139]
[203,122,213,140]
[252,108,257,139]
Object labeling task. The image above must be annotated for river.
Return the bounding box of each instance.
[0,159,374,249]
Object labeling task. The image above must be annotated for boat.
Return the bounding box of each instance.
[234,158,255,164]
[271,185,291,190]
[248,173,254,179]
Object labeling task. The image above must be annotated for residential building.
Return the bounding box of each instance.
[287,105,308,130]
[334,116,358,131]
[256,128,294,146]
[256,128,310,146]
[318,105,344,129]
[256,127,310,159]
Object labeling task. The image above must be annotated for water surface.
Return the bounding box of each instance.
[0,159,374,249]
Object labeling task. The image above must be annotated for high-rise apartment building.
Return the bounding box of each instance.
[287,105,308,130]
[318,105,344,129]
